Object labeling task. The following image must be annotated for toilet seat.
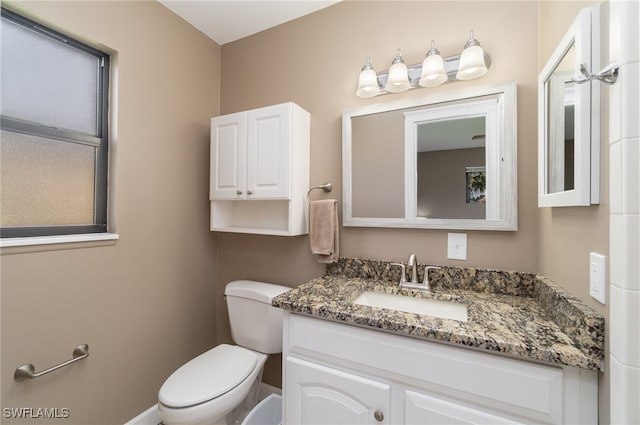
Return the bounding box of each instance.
[159,344,258,408]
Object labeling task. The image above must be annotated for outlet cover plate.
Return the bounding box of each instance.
[447,233,467,260]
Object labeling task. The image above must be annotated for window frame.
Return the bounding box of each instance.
[0,7,110,238]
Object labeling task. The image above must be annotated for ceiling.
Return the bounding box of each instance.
[158,0,340,45]
[417,116,486,152]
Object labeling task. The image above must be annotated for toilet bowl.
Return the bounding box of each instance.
[157,281,291,425]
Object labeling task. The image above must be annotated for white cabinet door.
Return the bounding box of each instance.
[210,111,247,199]
[405,390,525,425]
[285,356,391,425]
[211,104,291,200]
[247,103,291,199]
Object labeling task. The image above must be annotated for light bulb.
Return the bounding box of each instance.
[456,31,488,81]
[356,56,380,98]
[385,49,410,93]
[419,40,448,87]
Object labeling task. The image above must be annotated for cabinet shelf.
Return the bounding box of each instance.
[210,199,305,236]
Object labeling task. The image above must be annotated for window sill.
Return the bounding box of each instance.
[0,232,119,249]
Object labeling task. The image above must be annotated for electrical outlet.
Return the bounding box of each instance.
[447,233,467,260]
[589,252,606,304]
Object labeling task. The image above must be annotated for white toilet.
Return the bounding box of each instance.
[157,280,291,425]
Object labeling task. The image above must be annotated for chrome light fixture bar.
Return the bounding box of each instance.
[356,31,491,99]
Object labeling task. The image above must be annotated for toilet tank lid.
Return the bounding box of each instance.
[225,280,291,303]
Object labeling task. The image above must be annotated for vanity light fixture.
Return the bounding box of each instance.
[456,30,488,80]
[355,31,491,98]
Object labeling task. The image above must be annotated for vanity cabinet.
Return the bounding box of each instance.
[283,313,598,425]
[209,102,310,235]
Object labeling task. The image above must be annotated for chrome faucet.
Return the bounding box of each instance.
[407,254,418,283]
[392,254,441,291]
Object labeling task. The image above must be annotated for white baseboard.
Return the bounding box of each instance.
[124,404,161,425]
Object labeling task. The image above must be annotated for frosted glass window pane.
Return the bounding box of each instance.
[1,17,99,135]
[0,130,96,226]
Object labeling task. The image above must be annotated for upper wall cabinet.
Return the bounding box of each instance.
[210,102,310,235]
[538,6,600,207]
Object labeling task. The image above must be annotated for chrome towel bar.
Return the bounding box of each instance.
[306,183,332,203]
[14,344,89,382]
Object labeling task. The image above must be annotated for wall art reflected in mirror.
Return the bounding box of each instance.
[342,81,517,231]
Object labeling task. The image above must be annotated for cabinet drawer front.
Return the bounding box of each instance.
[286,314,564,424]
[405,390,526,425]
[285,356,391,425]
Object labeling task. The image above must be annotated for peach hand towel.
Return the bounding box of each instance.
[309,199,339,264]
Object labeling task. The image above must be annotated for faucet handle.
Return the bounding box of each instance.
[422,266,442,289]
[391,263,408,286]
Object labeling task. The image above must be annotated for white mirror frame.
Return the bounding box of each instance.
[342,81,517,231]
[538,6,600,207]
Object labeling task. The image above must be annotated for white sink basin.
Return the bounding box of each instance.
[352,291,468,322]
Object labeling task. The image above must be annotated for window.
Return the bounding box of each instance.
[0,8,110,238]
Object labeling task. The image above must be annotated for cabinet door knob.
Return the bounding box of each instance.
[247,190,253,195]
[374,410,384,422]
[236,190,243,195]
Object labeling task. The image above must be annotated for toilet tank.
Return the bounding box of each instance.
[224,280,291,354]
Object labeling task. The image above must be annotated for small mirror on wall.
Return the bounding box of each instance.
[538,6,600,207]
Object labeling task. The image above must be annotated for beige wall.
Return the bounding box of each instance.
[538,0,608,312]
[0,1,613,423]
[220,0,540,269]
[537,1,610,423]
[218,0,540,386]
[0,1,221,424]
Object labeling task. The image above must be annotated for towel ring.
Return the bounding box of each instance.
[306,183,332,203]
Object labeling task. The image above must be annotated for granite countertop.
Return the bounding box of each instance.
[272,258,605,371]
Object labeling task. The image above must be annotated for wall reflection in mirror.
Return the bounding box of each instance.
[545,43,576,194]
[416,117,486,220]
[350,113,487,220]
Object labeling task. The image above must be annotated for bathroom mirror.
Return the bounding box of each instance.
[342,81,517,231]
[538,6,600,207]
